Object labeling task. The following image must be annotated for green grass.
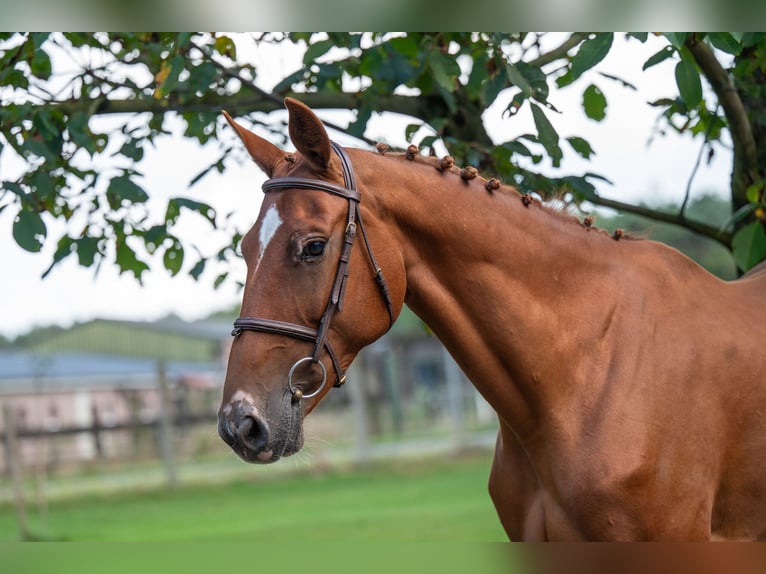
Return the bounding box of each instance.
[0,453,507,542]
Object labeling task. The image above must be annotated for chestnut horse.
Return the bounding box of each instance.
[218,98,766,541]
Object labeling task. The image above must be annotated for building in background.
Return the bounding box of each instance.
[0,307,495,477]
[0,316,228,473]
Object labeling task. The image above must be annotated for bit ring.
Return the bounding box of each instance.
[287,357,327,400]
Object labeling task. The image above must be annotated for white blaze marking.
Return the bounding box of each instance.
[231,390,257,405]
[254,204,283,275]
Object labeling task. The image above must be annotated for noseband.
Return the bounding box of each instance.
[232,142,395,400]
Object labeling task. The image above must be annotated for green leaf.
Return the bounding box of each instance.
[566,136,596,159]
[119,138,144,162]
[504,92,527,117]
[214,35,237,59]
[2,181,25,197]
[142,224,168,254]
[583,84,607,121]
[116,241,149,281]
[42,235,74,278]
[505,62,535,97]
[405,123,421,142]
[163,241,184,276]
[642,46,675,71]
[627,33,649,43]
[418,135,437,149]
[75,236,99,267]
[186,61,217,96]
[583,171,613,185]
[347,106,372,138]
[189,258,206,281]
[13,209,47,252]
[746,182,763,205]
[481,69,508,106]
[675,58,702,109]
[465,52,488,98]
[571,33,613,81]
[742,32,765,48]
[213,272,228,289]
[663,33,689,49]
[273,69,304,94]
[388,36,420,58]
[556,68,574,88]
[500,139,534,158]
[107,175,148,209]
[156,54,186,95]
[427,51,460,93]
[30,32,50,50]
[25,136,56,163]
[165,197,216,226]
[30,49,52,80]
[514,61,549,102]
[732,221,766,271]
[707,33,742,55]
[530,103,562,167]
[67,111,97,154]
[303,39,335,64]
[30,169,55,202]
[560,175,597,201]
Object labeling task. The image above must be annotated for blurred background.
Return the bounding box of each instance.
[0,304,506,541]
[1,30,760,542]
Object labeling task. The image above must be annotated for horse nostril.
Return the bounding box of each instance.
[217,417,236,447]
[236,414,269,453]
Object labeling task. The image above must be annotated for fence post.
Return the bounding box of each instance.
[3,403,29,540]
[91,404,104,459]
[157,360,178,489]
[382,347,403,437]
[347,358,370,467]
[442,347,466,450]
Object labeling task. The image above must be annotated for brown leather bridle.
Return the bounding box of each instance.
[231,142,395,400]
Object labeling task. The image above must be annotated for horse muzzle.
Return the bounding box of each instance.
[217,400,274,463]
[217,392,305,463]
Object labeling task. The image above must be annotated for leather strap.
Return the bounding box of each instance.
[233,141,394,390]
[232,317,346,386]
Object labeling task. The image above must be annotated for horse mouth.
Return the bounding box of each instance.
[217,393,305,464]
[248,430,304,464]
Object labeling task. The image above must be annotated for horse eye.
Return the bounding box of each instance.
[302,240,326,260]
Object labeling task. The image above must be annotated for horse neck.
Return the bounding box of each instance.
[357,150,623,434]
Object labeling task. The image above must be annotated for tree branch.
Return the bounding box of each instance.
[589,193,733,247]
[530,33,589,68]
[685,35,759,207]
[49,91,427,124]
[680,105,719,218]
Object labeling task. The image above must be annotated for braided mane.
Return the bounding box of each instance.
[373,143,631,242]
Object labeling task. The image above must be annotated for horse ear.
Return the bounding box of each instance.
[222,111,283,177]
[284,97,332,173]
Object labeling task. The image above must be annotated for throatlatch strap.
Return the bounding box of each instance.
[233,141,396,391]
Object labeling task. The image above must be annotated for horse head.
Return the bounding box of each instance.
[218,98,406,463]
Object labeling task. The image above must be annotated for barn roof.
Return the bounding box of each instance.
[0,349,221,393]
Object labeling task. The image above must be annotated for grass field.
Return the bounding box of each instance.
[0,453,508,542]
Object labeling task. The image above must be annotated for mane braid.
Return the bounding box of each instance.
[382,149,634,241]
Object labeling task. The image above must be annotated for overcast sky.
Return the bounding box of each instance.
[0,34,734,339]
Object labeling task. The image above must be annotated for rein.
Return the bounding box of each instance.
[232,142,395,400]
